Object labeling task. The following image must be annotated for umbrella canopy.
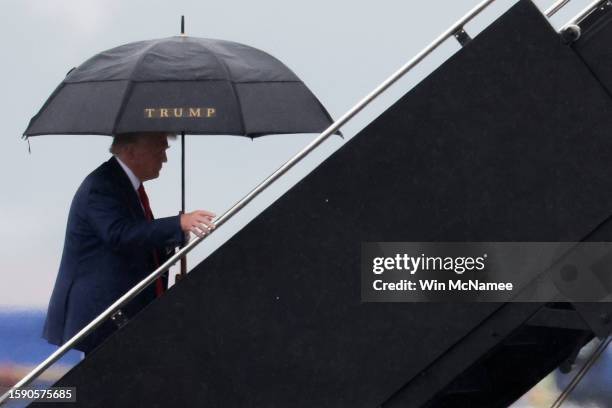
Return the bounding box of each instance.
[24,36,335,137]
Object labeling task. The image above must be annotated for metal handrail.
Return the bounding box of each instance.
[565,0,607,26]
[2,0,575,403]
[546,0,572,17]
[550,336,611,408]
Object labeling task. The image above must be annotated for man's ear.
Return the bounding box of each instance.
[123,144,136,160]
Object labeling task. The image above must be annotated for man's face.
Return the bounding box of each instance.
[129,133,171,181]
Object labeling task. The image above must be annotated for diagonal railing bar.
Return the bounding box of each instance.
[546,0,572,17]
[564,0,607,26]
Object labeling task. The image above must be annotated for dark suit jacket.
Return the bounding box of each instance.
[42,156,184,353]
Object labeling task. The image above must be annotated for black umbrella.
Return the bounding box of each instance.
[24,19,337,275]
[23,33,335,137]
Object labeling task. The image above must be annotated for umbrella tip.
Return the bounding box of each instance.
[180,15,185,36]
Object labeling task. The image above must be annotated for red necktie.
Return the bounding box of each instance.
[137,184,165,298]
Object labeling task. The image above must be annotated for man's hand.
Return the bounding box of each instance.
[180,210,216,238]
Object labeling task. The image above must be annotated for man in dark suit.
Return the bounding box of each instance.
[42,132,215,355]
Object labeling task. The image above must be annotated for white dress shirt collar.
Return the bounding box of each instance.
[114,155,141,191]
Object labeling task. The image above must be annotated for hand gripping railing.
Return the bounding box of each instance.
[0,0,594,403]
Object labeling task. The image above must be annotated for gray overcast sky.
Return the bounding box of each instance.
[0,0,584,308]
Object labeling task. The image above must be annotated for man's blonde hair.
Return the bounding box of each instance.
[109,132,177,154]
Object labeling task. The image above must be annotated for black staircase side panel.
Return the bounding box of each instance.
[572,5,612,98]
[35,1,612,407]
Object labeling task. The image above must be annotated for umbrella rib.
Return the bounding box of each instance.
[62,78,302,84]
[111,39,165,135]
[228,82,247,135]
[197,42,248,135]
[63,78,227,84]
[23,82,67,137]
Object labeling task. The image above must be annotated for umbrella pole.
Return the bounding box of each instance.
[179,131,187,279]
